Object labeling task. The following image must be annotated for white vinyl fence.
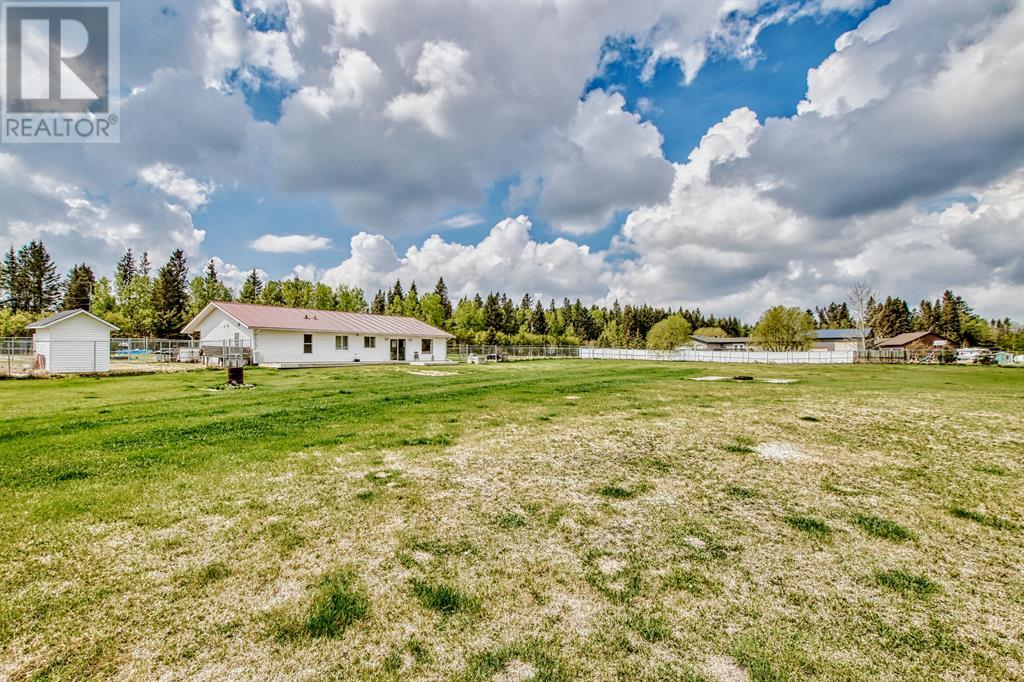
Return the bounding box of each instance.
[580,347,855,364]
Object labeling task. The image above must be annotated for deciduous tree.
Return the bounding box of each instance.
[750,306,815,351]
[646,315,692,350]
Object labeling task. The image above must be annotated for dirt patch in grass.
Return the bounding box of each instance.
[493,659,537,681]
[596,556,626,576]
[755,442,809,462]
[702,654,750,681]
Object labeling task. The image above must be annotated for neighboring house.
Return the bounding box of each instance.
[182,301,453,368]
[875,331,949,350]
[683,335,750,351]
[26,309,119,373]
[811,328,870,351]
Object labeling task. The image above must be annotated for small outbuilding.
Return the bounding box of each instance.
[26,309,119,373]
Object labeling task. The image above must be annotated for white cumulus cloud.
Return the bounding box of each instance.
[138,164,217,211]
[249,234,333,253]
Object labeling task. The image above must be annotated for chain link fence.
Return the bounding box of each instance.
[447,343,581,362]
[0,337,250,377]
[1,337,34,376]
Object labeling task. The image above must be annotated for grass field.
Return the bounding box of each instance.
[1,361,1022,680]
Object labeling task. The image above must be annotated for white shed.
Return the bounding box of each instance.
[27,309,119,373]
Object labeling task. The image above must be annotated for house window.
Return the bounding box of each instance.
[336,335,348,350]
[364,336,376,349]
[303,334,313,354]
[421,338,432,353]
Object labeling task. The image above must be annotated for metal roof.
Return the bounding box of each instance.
[876,331,942,347]
[27,309,119,330]
[691,335,750,344]
[813,328,869,339]
[183,301,453,338]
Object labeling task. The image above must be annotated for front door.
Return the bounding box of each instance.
[390,338,405,361]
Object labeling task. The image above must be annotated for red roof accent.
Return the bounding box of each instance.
[190,301,453,337]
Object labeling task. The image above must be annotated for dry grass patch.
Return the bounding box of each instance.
[1,362,1021,679]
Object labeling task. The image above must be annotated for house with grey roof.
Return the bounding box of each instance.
[811,328,870,351]
[682,335,750,351]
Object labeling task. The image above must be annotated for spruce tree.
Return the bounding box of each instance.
[20,241,61,312]
[530,300,548,335]
[1,246,19,310]
[116,248,136,287]
[151,249,190,338]
[140,252,151,277]
[62,263,96,310]
[482,293,503,331]
[371,289,386,314]
[239,269,263,303]
[404,282,420,318]
[386,280,405,315]
[434,277,453,320]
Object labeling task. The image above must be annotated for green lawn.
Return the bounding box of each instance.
[1,361,1022,680]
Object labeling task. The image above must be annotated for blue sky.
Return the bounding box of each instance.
[2,0,1021,319]
[206,3,881,279]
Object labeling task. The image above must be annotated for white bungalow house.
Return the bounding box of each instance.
[182,301,453,368]
[27,309,119,373]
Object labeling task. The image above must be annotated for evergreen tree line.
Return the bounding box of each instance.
[0,239,1020,351]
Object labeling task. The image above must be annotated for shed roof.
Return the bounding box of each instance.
[876,331,945,347]
[183,301,454,338]
[26,309,119,331]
